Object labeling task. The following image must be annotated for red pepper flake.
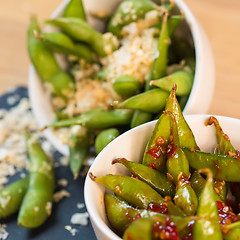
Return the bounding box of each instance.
[130,172,139,179]
[166,144,177,158]
[148,202,168,214]
[217,201,240,225]
[182,220,194,240]
[153,216,180,240]
[132,213,141,222]
[146,148,162,158]
[149,164,156,170]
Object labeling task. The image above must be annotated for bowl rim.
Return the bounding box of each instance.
[28,0,215,156]
[84,114,240,240]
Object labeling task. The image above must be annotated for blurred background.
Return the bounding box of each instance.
[0,0,240,117]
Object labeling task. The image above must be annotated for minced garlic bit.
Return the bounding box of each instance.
[57,178,68,187]
[0,98,55,189]
[70,212,89,226]
[76,203,85,209]
[53,190,71,203]
[0,224,8,240]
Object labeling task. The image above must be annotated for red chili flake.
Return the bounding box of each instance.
[132,213,141,222]
[148,202,168,214]
[146,148,162,158]
[166,144,177,158]
[217,201,240,225]
[153,216,180,240]
[181,220,194,240]
[149,164,156,170]
[130,172,139,179]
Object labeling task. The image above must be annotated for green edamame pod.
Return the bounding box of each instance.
[150,70,194,96]
[69,130,92,179]
[18,136,55,228]
[166,111,189,184]
[46,108,133,129]
[95,128,120,154]
[206,116,236,155]
[46,17,117,57]
[104,193,192,235]
[36,31,96,62]
[145,12,169,91]
[113,75,141,98]
[90,173,184,216]
[174,181,198,216]
[190,171,223,202]
[123,218,152,240]
[108,0,158,38]
[116,89,169,113]
[151,12,169,80]
[182,147,240,182]
[91,173,163,209]
[112,158,175,197]
[193,169,222,240]
[0,177,29,219]
[130,110,153,129]
[63,0,86,20]
[165,84,199,149]
[222,221,240,240]
[142,111,170,171]
[27,16,74,98]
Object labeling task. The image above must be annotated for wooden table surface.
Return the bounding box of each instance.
[1,0,240,117]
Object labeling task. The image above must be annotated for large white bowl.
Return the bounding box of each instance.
[28,0,215,155]
[84,115,240,240]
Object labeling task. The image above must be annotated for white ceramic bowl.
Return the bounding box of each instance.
[84,115,240,240]
[28,0,215,155]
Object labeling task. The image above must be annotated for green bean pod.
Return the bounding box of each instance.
[142,111,170,171]
[0,177,29,219]
[112,158,175,197]
[104,193,192,235]
[113,75,141,98]
[90,173,184,216]
[108,0,158,38]
[69,131,92,179]
[18,137,55,228]
[37,31,96,62]
[165,84,199,149]
[27,16,74,98]
[130,110,153,129]
[123,218,152,240]
[46,17,117,57]
[116,89,169,113]
[150,70,194,96]
[46,108,133,129]
[182,147,240,182]
[95,128,120,154]
[193,169,222,240]
[63,0,86,20]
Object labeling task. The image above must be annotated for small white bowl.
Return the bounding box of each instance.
[28,0,215,155]
[84,115,240,240]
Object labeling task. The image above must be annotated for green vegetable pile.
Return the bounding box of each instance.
[28,0,196,179]
[90,85,240,240]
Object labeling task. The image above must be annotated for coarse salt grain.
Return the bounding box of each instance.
[70,212,89,226]
[0,224,8,240]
